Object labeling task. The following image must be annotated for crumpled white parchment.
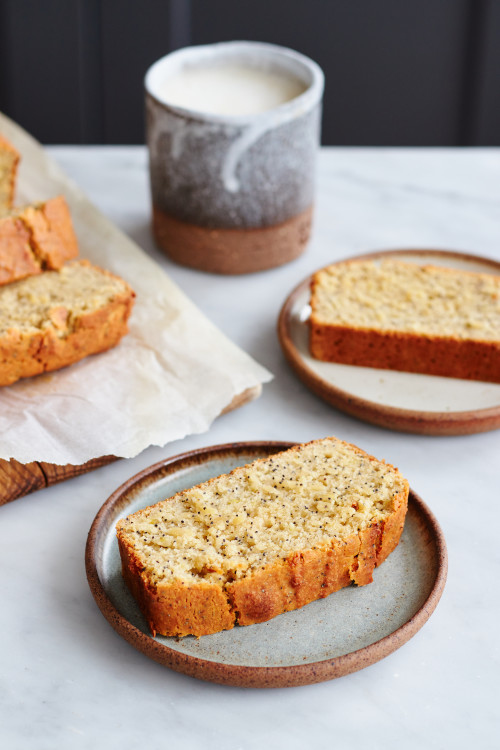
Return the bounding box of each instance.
[0,113,272,464]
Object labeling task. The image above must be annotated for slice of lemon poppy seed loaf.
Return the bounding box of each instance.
[116,437,409,637]
[309,259,500,383]
[0,259,135,386]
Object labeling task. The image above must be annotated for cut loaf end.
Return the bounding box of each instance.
[116,437,409,637]
[0,195,79,286]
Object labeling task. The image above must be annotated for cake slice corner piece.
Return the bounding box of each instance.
[0,195,80,286]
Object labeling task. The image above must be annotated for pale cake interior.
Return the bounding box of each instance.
[0,261,129,335]
[0,146,17,211]
[1,201,44,219]
[117,439,407,587]
[311,260,500,340]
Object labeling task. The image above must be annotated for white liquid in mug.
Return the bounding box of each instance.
[156,64,307,116]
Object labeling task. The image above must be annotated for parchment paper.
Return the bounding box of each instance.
[0,113,272,464]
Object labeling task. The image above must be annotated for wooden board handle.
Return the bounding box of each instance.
[0,456,116,506]
[0,385,261,507]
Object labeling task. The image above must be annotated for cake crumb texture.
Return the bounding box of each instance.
[116,437,409,637]
[0,134,19,211]
[0,196,79,285]
[0,260,135,386]
[309,259,500,382]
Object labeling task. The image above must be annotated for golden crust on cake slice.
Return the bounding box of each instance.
[117,437,409,637]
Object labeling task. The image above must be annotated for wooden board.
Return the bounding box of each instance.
[0,456,117,506]
[0,385,260,506]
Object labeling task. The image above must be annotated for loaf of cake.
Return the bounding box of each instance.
[0,260,135,386]
[116,437,409,637]
[309,259,500,383]
[0,134,20,211]
[0,195,79,286]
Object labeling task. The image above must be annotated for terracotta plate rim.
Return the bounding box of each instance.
[85,441,447,688]
[277,248,500,436]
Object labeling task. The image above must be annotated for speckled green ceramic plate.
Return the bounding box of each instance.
[85,441,447,688]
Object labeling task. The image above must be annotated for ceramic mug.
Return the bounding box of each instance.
[145,41,324,274]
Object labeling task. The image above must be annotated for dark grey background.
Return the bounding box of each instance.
[1,0,499,146]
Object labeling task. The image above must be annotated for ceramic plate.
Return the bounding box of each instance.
[86,442,447,688]
[278,249,500,435]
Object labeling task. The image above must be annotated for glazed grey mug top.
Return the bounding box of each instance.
[145,41,324,273]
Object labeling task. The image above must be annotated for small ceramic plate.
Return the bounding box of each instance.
[278,249,500,435]
[86,442,447,688]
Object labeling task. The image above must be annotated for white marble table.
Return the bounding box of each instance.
[2,147,499,749]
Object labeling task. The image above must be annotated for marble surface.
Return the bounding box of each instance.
[1,146,499,749]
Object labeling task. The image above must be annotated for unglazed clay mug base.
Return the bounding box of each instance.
[145,42,324,274]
